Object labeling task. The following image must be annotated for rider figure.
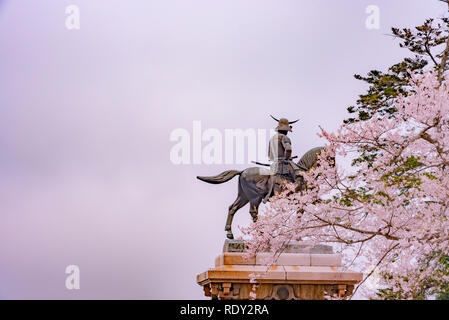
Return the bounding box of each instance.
[263,116,299,203]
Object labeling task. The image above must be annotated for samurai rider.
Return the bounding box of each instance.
[263,115,300,203]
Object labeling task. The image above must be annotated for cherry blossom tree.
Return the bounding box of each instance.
[242,71,449,299]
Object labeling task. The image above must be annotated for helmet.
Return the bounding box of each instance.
[270,115,300,132]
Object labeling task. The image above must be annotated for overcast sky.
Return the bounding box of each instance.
[0,0,447,299]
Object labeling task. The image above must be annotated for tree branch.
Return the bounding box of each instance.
[350,243,400,299]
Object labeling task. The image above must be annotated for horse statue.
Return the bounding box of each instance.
[197,146,325,239]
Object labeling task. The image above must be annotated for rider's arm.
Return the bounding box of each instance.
[282,136,292,159]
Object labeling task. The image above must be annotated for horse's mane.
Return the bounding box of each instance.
[296,147,324,171]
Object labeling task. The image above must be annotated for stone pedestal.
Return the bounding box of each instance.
[196,240,363,300]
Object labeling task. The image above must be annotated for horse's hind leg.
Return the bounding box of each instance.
[225,195,248,239]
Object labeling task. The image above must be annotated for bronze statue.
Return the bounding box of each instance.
[197,115,325,239]
[263,115,300,203]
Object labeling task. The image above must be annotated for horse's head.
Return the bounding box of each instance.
[295,146,335,171]
[293,146,335,192]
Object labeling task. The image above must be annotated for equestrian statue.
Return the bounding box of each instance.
[197,116,325,239]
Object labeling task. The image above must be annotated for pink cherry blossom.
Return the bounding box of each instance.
[242,71,449,299]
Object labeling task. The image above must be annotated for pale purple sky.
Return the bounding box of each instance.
[0,0,446,299]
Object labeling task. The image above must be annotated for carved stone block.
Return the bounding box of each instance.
[198,241,363,300]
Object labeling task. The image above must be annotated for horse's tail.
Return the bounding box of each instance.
[197,170,242,184]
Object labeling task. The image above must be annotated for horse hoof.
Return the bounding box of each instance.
[226,232,234,239]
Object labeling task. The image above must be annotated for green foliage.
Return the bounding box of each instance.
[345,18,449,124]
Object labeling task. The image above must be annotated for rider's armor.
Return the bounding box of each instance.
[268,132,297,181]
[263,117,300,203]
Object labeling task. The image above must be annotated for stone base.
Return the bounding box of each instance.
[200,282,353,300]
[197,241,363,300]
[222,239,334,254]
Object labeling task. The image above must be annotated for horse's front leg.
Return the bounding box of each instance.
[249,200,261,223]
